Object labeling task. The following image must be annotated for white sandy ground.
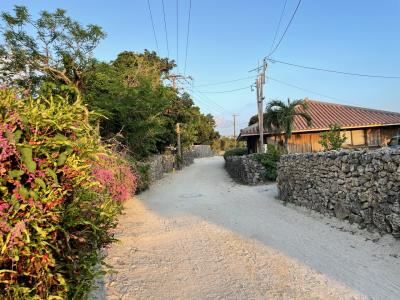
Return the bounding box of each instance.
[94,156,400,300]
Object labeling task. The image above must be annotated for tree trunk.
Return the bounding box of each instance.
[284,135,289,153]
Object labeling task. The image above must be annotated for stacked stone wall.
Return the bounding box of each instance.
[277,148,400,237]
[225,154,268,185]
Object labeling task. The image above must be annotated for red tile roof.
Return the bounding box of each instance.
[239,99,400,137]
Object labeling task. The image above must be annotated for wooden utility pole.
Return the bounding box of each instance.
[169,74,191,162]
[176,122,182,158]
[233,114,238,140]
[168,74,193,90]
[256,59,267,153]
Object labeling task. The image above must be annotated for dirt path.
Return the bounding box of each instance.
[95,156,400,299]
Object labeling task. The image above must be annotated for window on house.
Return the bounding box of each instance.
[367,128,381,146]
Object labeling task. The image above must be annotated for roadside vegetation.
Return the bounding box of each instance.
[0,5,219,299]
[223,147,247,160]
[254,144,282,181]
[319,124,347,151]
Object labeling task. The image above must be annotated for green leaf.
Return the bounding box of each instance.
[54,133,68,142]
[13,129,23,142]
[18,187,29,200]
[8,170,24,178]
[20,146,36,172]
[57,152,68,166]
[34,178,46,189]
[46,169,58,184]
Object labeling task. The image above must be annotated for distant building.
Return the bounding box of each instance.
[238,99,400,153]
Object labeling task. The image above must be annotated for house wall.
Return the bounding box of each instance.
[249,125,400,153]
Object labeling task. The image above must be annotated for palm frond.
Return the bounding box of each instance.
[295,111,312,126]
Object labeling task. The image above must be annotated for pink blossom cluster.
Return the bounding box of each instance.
[0,123,16,162]
[92,155,137,202]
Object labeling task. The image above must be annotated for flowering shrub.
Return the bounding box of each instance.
[0,89,137,299]
[93,153,137,202]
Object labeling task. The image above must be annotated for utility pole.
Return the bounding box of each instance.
[169,74,191,165]
[256,59,267,153]
[168,74,193,90]
[176,123,182,158]
[233,114,238,146]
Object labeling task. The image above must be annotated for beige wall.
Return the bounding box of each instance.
[264,125,400,153]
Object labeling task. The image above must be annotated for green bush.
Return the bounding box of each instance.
[223,147,247,160]
[0,89,136,299]
[135,163,151,193]
[254,144,282,181]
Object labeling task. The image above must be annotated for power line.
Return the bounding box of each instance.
[184,0,192,74]
[176,0,179,71]
[197,85,253,94]
[266,75,362,107]
[161,0,170,58]
[177,79,229,115]
[187,89,226,115]
[191,87,232,114]
[187,83,234,115]
[268,0,302,57]
[268,58,400,79]
[147,0,159,53]
[193,75,256,87]
[269,0,288,53]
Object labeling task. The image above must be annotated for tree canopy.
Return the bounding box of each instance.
[1,6,219,159]
[0,5,105,98]
[84,51,219,158]
[264,99,312,152]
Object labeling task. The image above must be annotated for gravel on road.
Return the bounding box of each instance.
[94,156,400,300]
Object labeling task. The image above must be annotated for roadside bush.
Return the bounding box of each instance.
[133,162,151,193]
[0,89,136,299]
[223,147,247,160]
[254,144,282,181]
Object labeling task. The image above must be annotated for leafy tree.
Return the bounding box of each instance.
[248,113,267,126]
[84,52,219,158]
[265,99,312,152]
[0,5,105,98]
[84,57,175,158]
[319,123,347,151]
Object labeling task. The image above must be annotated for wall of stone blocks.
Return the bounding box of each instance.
[277,148,400,237]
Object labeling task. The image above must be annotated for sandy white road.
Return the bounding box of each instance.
[95,156,400,300]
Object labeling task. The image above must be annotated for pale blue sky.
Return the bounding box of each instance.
[2,0,400,135]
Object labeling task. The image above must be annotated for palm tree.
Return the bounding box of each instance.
[265,99,312,153]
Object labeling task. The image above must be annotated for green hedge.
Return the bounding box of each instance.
[254,144,282,181]
[0,89,136,299]
[223,147,247,160]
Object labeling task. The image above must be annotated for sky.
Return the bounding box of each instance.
[2,0,400,136]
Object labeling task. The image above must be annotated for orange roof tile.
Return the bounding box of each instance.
[239,99,400,137]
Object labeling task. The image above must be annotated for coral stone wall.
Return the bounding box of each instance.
[192,145,214,158]
[225,154,267,185]
[277,148,400,237]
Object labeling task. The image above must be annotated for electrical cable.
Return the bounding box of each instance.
[161,0,170,58]
[147,0,159,53]
[184,0,192,74]
[193,75,256,87]
[176,0,179,71]
[197,85,253,94]
[269,0,288,53]
[267,58,400,79]
[266,75,363,107]
[267,0,302,57]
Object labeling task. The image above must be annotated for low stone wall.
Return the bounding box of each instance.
[145,150,197,183]
[191,145,214,158]
[277,148,400,237]
[225,154,267,185]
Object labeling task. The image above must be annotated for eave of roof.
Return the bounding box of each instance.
[238,99,400,139]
